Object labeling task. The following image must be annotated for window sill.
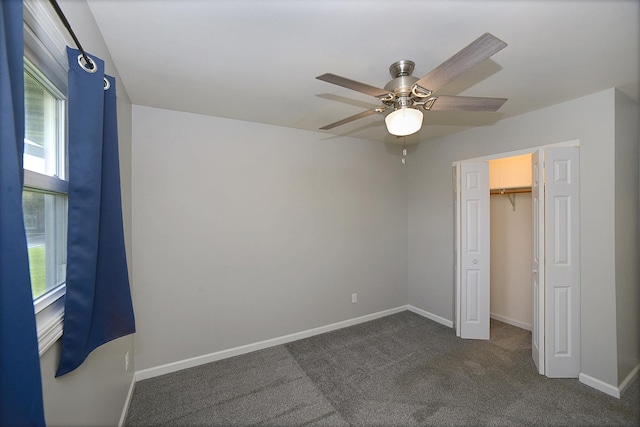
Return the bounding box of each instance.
[35,291,65,356]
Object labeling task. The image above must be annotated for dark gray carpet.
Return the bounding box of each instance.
[125,311,640,426]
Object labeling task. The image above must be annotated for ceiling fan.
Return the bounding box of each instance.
[317,33,508,137]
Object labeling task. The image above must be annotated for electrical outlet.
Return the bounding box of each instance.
[352,293,357,303]
[125,351,130,371]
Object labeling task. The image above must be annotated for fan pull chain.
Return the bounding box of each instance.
[401,140,407,165]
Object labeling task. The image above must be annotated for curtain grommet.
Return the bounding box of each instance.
[103,77,110,90]
[77,54,97,73]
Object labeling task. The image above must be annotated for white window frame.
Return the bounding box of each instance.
[23,0,73,356]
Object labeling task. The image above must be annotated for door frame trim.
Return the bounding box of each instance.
[455,140,579,164]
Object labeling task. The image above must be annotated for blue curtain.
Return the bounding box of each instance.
[0,0,47,425]
[56,47,135,377]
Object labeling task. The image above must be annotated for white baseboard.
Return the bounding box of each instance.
[579,373,620,398]
[407,305,454,328]
[133,303,638,402]
[579,362,640,399]
[135,305,407,381]
[490,313,532,331]
[618,363,640,396]
[118,373,136,427]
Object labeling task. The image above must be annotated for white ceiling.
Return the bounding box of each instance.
[86,0,639,145]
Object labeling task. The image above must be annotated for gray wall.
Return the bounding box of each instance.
[131,106,408,371]
[407,88,624,388]
[614,89,640,384]
[39,1,135,426]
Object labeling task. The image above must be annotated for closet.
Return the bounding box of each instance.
[488,154,532,331]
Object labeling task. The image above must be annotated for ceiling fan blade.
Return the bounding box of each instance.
[319,109,379,130]
[428,95,507,112]
[415,33,507,93]
[316,73,391,98]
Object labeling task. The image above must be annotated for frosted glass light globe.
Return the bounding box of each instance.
[385,107,423,136]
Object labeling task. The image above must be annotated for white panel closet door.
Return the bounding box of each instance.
[531,150,545,374]
[544,146,580,378]
[459,162,490,340]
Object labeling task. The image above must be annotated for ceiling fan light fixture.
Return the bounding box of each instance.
[317,34,508,134]
[385,107,423,136]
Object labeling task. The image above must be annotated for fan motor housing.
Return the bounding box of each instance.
[384,75,419,96]
[384,60,419,97]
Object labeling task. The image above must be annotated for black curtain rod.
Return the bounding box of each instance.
[48,0,94,69]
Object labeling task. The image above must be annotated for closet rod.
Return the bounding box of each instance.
[489,187,531,195]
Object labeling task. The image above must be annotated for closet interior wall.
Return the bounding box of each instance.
[489,155,533,331]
